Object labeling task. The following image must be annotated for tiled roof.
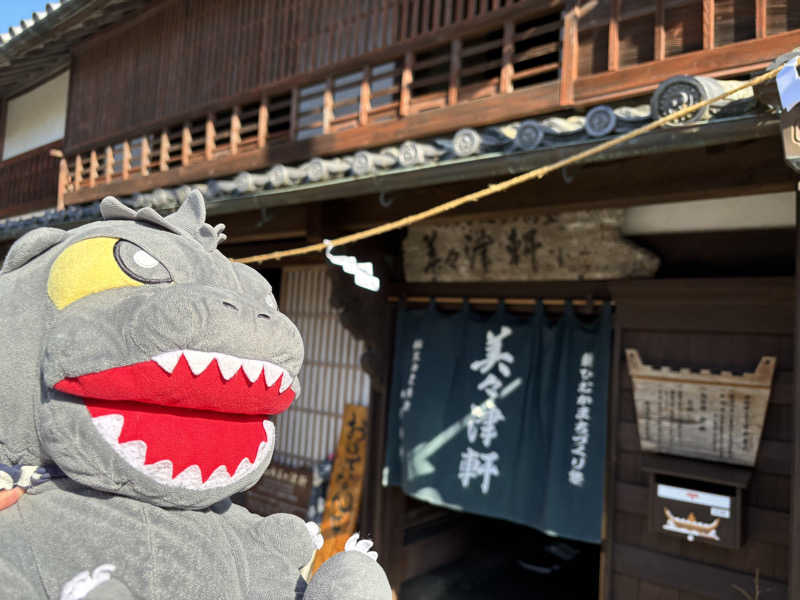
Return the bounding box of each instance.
[0,2,66,47]
[0,74,767,242]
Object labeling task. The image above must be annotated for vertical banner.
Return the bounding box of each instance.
[384,302,612,543]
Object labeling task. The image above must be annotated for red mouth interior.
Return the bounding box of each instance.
[54,354,295,415]
[53,354,293,484]
[85,400,268,482]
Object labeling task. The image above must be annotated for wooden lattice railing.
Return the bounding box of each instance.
[52,0,800,210]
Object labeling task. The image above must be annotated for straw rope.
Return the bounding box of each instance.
[236,64,784,264]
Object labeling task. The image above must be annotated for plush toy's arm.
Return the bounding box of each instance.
[303,543,392,600]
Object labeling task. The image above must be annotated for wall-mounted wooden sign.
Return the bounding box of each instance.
[626,349,776,467]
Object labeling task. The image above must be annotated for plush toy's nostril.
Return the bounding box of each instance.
[222,301,239,311]
[256,313,270,320]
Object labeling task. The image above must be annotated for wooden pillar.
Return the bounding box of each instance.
[399,51,414,117]
[359,66,371,126]
[323,77,334,134]
[104,146,114,183]
[608,0,620,71]
[499,21,515,94]
[257,99,269,149]
[181,123,191,166]
[231,106,242,155]
[56,158,68,210]
[755,0,767,38]
[654,0,665,61]
[448,39,461,105]
[792,182,800,599]
[140,136,150,177]
[88,150,98,188]
[560,2,579,106]
[160,130,170,172]
[121,141,131,180]
[702,0,714,49]
[73,154,82,189]
[289,87,299,141]
[205,114,216,161]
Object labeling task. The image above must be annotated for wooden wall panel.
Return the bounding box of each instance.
[606,279,793,599]
[65,0,532,151]
[0,141,61,218]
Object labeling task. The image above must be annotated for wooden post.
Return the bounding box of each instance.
[231,106,242,155]
[57,158,68,210]
[88,150,98,188]
[289,87,299,140]
[359,66,371,126]
[140,136,150,177]
[448,39,461,105]
[560,2,579,106]
[702,0,714,49]
[399,51,414,117]
[257,99,269,149]
[608,0,620,71]
[73,154,82,189]
[311,404,370,574]
[654,0,665,61]
[121,141,131,180]
[323,77,334,134]
[181,123,191,166]
[792,181,800,600]
[160,130,170,172]
[755,0,767,38]
[500,20,515,94]
[104,146,114,183]
[205,114,216,161]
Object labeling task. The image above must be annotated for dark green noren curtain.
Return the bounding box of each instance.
[384,301,612,543]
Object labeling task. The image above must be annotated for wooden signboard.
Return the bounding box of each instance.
[626,349,776,467]
[245,463,313,519]
[311,404,369,574]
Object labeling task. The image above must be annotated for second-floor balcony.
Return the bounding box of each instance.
[46,0,800,211]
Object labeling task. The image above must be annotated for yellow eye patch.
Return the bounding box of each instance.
[47,237,142,310]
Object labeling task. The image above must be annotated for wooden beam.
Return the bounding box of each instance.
[448,39,461,105]
[140,136,150,177]
[702,0,714,49]
[792,182,800,599]
[559,2,579,105]
[289,88,299,140]
[88,150,98,188]
[499,20,515,93]
[574,29,800,104]
[322,78,334,134]
[608,0,620,71]
[399,51,414,116]
[73,154,82,189]
[121,140,131,180]
[57,158,68,210]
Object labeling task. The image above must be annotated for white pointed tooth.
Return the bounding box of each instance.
[153,350,182,374]
[234,457,254,479]
[184,350,214,376]
[142,459,174,484]
[172,464,204,489]
[242,359,264,383]
[279,370,293,393]
[118,440,148,468]
[264,362,283,387]
[263,420,275,439]
[202,464,233,489]
[215,353,243,381]
[91,414,124,444]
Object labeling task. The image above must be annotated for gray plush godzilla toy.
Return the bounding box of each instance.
[0,191,392,600]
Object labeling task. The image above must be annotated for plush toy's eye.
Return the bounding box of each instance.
[48,237,172,310]
[113,240,171,284]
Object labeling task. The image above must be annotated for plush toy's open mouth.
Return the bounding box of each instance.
[53,350,297,490]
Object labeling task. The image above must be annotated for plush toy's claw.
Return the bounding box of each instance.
[305,521,324,550]
[344,533,378,561]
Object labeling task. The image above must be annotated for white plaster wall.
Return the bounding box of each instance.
[3,71,69,160]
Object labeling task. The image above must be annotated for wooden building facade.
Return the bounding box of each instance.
[1,1,800,598]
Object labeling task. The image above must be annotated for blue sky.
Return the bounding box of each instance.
[0,1,50,34]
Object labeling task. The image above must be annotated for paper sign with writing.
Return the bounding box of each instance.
[312,404,369,573]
